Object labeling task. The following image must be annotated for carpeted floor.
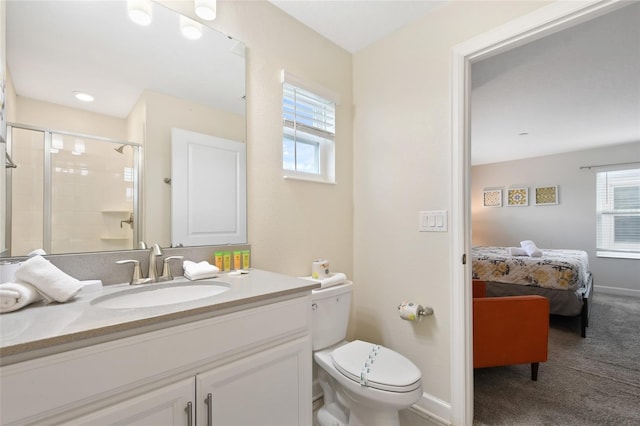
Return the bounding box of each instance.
[473,292,640,425]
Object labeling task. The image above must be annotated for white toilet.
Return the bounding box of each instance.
[311,281,423,426]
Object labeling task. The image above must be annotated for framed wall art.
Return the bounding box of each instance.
[535,185,559,205]
[507,187,528,207]
[483,189,502,207]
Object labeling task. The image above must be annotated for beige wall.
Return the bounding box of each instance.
[15,97,127,140]
[352,0,549,408]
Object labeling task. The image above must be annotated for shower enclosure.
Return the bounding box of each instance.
[5,124,142,256]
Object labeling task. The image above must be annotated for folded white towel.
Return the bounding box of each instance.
[508,247,527,256]
[520,240,543,257]
[301,272,348,289]
[14,256,82,303]
[183,260,220,281]
[0,282,43,313]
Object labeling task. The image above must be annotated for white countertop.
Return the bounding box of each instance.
[0,269,319,365]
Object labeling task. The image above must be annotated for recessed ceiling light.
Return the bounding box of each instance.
[73,91,94,102]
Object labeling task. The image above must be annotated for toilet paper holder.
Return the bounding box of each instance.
[399,305,434,317]
[397,302,434,320]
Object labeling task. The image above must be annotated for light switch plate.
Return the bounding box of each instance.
[419,210,448,232]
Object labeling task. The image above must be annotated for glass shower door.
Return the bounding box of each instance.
[6,124,140,256]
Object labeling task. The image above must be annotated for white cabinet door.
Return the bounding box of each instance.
[69,378,194,426]
[196,338,312,426]
[171,128,246,246]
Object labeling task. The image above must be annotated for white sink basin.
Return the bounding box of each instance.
[91,281,231,309]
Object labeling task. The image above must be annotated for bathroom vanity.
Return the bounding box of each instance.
[0,269,319,426]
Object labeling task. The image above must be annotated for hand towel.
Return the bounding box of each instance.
[0,282,43,313]
[508,247,527,256]
[183,260,220,280]
[14,255,82,303]
[520,240,543,257]
[301,272,348,289]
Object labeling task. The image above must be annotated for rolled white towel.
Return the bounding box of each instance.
[520,240,543,257]
[14,256,82,303]
[0,282,44,313]
[183,260,220,281]
[508,247,527,256]
[301,272,348,289]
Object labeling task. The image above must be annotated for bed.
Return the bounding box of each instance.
[471,246,593,337]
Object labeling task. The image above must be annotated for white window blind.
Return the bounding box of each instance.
[281,71,337,183]
[596,168,640,259]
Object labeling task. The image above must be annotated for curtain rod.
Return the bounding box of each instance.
[579,161,640,170]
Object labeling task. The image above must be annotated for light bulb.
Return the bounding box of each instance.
[195,0,216,21]
[180,16,202,40]
[128,0,152,26]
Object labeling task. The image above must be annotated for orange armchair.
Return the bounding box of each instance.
[473,280,550,381]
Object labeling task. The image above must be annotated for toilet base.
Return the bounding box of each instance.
[316,401,401,426]
[317,406,347,426]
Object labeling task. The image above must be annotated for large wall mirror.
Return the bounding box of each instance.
[3,0,246,258]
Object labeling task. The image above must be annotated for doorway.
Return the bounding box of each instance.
[450,1,629,424]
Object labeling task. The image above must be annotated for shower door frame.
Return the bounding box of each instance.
[5,123,143,256]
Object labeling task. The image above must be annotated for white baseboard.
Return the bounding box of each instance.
[406,392,452,426]
[595,285,640,298]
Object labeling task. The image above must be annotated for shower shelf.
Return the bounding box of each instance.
[100,237,130,241]
[101,210,130,214]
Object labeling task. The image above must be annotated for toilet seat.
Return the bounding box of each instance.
[330,340,421,393]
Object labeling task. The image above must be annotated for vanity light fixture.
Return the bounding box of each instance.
[127,0,153,26]
[194,0,216,21]
[180,15,202,40]
[73,91,94,102]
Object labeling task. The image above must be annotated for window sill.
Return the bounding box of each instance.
[596,251,640,260]
[283,174,336,185]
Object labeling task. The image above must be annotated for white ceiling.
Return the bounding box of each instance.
[268,0,445,53]
[471,2,640,165]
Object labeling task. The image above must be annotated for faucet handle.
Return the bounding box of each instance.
[160,256,184,281]
[116,259,143,285]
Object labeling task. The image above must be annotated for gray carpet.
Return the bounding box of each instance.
[473,292,640,425]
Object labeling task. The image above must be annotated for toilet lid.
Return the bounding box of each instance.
[331,340,422,392]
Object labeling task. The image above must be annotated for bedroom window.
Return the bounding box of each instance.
[281,71,338,184]
[596,168,640,259]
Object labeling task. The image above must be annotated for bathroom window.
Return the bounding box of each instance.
[596,168,640,259]
[282,71,338,183]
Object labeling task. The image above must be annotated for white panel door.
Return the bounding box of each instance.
[171,128,246,246]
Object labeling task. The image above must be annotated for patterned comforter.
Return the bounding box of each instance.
[471,246,590,291]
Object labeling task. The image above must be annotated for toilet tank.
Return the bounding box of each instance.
[311,281,353,351]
